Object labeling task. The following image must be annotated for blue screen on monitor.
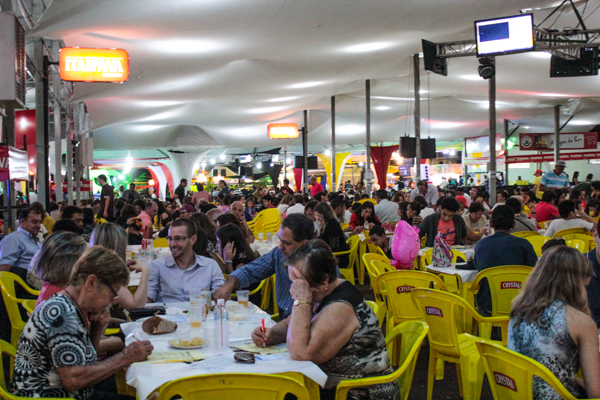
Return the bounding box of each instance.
[479,22,509,42]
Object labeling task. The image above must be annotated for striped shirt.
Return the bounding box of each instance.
[540,171,569,188]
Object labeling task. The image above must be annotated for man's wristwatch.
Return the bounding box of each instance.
[293,299,311,306]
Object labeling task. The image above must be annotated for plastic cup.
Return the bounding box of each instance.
[258,232,264,242]
[266,232,272,242]
[189,288,202,305]
[236,290,249,308]
[205,323,230,350]
[189,304,203,328]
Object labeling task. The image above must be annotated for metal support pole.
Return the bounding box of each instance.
[302,110,308,195]
[554,105,560,163]
[365,80,371,195]
[66,104,74,204]
[2,109,16,231]
[413,54,421,182]
[503,119,509,184]
[488,59,497,206]
[53,66,62,203]
[35,43,50,207]
[331,96,336,192]
[283,147,287,187]
[462,138,468,186]
[75,103,83,204]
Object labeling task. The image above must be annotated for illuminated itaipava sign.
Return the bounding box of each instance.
[59,48,129,83]
[268,123,299,139]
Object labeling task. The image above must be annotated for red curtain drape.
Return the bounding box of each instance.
[293,168,303,192]
[371,146,397,188]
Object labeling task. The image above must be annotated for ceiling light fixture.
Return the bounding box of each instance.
[375,106,390,110]
[289,81,324,89]
[219,154,225,160]
[344,42,392,53]
[210,158,216,164]
[325,149,331,156]
[267,96,299,102]
[256,162,263,169]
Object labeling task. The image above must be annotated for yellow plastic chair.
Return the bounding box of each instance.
[365,259,395,327]
[466,266,533,319]
[334,237,360,285]
[1,340,75,400]
[363,252,391,289]
[539,220,551,230]
[552,227,589,239]
[524,235,549,256]
[340,223,349,230]
[154,238,169,248]
[563,233,596,252]
[335,321,429,400]
[246,212,264,232]
[476,340,594,400]
[411,288,509,400]
[420,249,466,295]
[0,272,40,347]
[511,231,540,238]
[566,238,588,253]
[155,373,311,400]
[357,199,376,205]
[420,249,467,269]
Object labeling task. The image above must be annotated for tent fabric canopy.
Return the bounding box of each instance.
[371,146,397,189]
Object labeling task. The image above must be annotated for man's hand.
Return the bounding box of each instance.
[251,326,274,347]
[213,279,236,301]
[89,309,111,334]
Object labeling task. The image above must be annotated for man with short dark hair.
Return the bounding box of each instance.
[374,189,400,223]
[147,219,224,303]
[97,174,114,221]
[544,200,596,238]
[133,199,145,216]
[463,201,488,243]
[309,176,324,198]
[418,198,468,247]
[262,194,275,209]
[474,205,537,314]
[539,160,569,192]
[314,191,327,203]
[369,225,392,259]
[285,194,305,215]
[535,190,559,229]
[492,191,508,210]
[214,214,317,318]
[61,205,84,228]
[0,208,42,278]
[140,201,159,239]
[409,179,439,206]
[279,179,294,196]
[174,178,188,204]
[505,198,535,233]
[121,182,141,203]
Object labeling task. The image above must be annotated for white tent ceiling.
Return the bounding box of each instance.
[29,0,600,161]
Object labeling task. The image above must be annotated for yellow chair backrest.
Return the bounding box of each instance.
[552,227,589,239]
[340,223,349,230]
[376,270,448,328]
[539,220,551,229]
[0,272,40,347]
[476,340,580,400]
[469,265,533,318]
[563,233,595,252]
[246,212,263,232]
[566,239,588,253]
[524,235,549,256]
[362,253,390,272]
[156,373,311,400]
[335,321,429,400]
[252,209,282,237]
[334,238,361,285]
[511,231,540,238]
[357,198,376,205]
[154,238,169,248]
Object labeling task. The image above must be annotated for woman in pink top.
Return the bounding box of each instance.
[32,232,87,307]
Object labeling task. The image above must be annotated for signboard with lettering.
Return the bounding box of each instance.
[59,48,129,83]
[501,281,522,289]
[493,372,517,392]
[506,151,600,164]
[425,306,444,317]
[519,132,597,151]
[267,123,299,139]
[396,285,415,294]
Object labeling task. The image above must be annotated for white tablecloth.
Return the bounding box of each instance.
[121,303,327,399]
[426,263,479,283]
[250,241,279,256]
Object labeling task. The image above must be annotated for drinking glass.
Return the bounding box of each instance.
[189,304,203,328]
[236,290,250,308]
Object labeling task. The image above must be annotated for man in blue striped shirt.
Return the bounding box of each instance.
[214,214,315,319]
[539,160,569,192]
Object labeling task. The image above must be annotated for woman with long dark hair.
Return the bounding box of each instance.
[314,202,349,269]
[348,201,381,230]
[215,223,256,274]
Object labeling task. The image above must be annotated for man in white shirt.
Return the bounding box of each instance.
[440,177,448,189]
[409,180,439,206]
[544,199,596,238]
[374,189,400,223]
[285,194,306,215]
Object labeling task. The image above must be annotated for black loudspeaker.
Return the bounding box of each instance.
[421,138,437,159]
[398,137,416,158]
[422,39,448,76]
[294,156,318,169]
[550,47,599,77]
[239,166,253,177]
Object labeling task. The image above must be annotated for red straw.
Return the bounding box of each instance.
[261,318,266,347]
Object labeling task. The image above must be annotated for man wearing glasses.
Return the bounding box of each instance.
[147,219,224,303]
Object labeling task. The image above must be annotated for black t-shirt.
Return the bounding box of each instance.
[585,250,600,327]
[128,232,143,246]
[175,185,186,200]
[99,184,114,219]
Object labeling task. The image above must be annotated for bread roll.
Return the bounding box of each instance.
[142,316,177,334]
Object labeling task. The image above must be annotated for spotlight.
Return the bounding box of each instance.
[478,57,495,80]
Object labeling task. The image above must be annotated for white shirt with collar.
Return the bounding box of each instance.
[374,199,400,223]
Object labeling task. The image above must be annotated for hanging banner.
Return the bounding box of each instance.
[519,132,598,151]
[506,151,600,164]
[0,145,29,181]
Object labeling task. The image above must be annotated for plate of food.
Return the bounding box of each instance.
[168,337,204,350]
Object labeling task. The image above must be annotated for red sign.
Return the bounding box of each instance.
[425,307,444,317]
[396,285,415,294]
[62,180,92,193]
[519,132,598,151]
[59,48,129,83]
[501,281,522,289]
[506,151,600,164]
[493,372,517,392]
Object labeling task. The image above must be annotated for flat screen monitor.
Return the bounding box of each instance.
[239,155,252,163]
[475,13,534,57]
